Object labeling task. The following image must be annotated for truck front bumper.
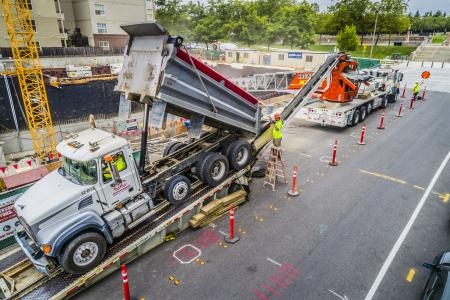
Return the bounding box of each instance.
[14,228,52,275]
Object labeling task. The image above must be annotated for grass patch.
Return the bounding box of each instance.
[432,35,447,44]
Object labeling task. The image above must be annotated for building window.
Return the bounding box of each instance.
[228,52,233,58]
[31,19,37,32]
[26,0,32,10]
[99,41,109,48]
[278,54,285,61]
[97,23,107,34]
[94,4,105,16]
[306,55,313,62]
[243,52,249,58]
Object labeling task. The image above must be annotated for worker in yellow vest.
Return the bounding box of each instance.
[412,81,421,100]
[272,112,283,147]
[103,154,127,181]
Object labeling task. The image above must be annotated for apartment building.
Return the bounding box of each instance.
[0,0,155,48]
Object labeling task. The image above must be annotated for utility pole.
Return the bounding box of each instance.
[370,12,379,59]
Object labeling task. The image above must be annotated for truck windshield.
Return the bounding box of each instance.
[61,157,97,185]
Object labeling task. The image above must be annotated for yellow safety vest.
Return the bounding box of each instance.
[413,84,420,93]
[103,157,126,180]
[273,120,283,139]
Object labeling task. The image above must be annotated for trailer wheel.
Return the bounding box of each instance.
[164,175,191,205]
[359,107,367,122]
[163,141,180,157]
[227,140,251,170]
[381,96,388,108]
[201,153,229,186]
[59,232,107,274]
[350,110,360,127]
[367,102,373,114]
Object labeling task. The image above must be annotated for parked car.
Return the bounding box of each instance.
[422,251,450,300]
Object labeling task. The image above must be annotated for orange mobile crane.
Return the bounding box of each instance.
[1,0,57,160]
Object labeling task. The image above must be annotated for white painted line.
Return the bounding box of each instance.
[320,156,331,163]
[300,152,313,158]
[267,257,282,266]
[172,244,202,264]
[364,149,450,300]
[329,289,349,300]
[208,222,217,229]
[218,230,227,236]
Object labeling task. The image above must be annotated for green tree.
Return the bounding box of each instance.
[374,0,409,45]
[328,0,374,45]
[336,25,359,51]
[274,3,317,49]
[231,3,266,46]
[315,13,334,44]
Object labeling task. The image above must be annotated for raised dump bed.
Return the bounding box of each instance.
[115,22,260,137]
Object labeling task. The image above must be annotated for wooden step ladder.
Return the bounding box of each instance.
[264,146,287,191]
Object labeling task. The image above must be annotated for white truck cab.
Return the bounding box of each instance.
[14,128,147,274]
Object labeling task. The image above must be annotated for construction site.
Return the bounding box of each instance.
[0,0,449,299]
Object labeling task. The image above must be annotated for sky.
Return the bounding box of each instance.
[313,0,450,13]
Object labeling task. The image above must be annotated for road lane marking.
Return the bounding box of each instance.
[406,268,416,282]
[413,185,425,190]
[364,150,450,300]
[432,192,450,203]
[218,230,227,236]
[328,289,350,300]
[300,152,313,158]
[358,170,407,184]
[172,244,202,264]
[267,257,282,266]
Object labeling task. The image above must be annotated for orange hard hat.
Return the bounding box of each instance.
[274,112,281,120]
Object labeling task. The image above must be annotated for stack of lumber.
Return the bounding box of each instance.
[189,189,247,228]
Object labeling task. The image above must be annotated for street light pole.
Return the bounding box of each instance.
[370,12,379,59]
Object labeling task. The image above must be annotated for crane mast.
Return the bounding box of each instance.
[1,0,56,160]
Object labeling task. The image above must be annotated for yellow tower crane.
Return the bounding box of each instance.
[1,0,57,160]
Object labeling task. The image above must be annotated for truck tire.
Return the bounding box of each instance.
[200,153,229,186]
[381,96,388,108]
[164,175,191,205]
[359,107,367,122]
[349,110,360,127]
[367,102,373,114]
[227,140,251,170]
[163,141,180,157]
[59,232,107,274]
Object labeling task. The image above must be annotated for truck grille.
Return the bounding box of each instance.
[18,216,36,242]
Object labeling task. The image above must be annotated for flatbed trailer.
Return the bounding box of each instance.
[298,90,394,127]
[0,166,251,299]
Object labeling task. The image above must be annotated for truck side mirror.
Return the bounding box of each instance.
[423,262,434,270]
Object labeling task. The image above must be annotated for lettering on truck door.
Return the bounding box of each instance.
[99,151,138,208]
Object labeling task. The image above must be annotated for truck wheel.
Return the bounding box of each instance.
[359,107,367,122]
[381,96,388,108]
[164,175,191,205]
[163,141,180,157]
[59,232,107,274]
[367,102,373,114]
[227,140,251,170]
[201,153,229,186]
[350,110,360,127]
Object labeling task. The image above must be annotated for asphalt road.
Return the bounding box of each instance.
[77,89,450,300]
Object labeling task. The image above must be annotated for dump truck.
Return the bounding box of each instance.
[4,22,346,298]
[297,55,403,127]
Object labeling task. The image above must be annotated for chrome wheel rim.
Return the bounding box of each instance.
[73,242,98,266]
[236,148,249,165]
[172,181,188,201]
[211,161,226,181]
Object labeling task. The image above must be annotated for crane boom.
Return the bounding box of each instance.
[1,0,56,160]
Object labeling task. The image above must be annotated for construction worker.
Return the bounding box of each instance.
[272,112,283,147]
[103,153,127,181]
[412,81,421,100]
